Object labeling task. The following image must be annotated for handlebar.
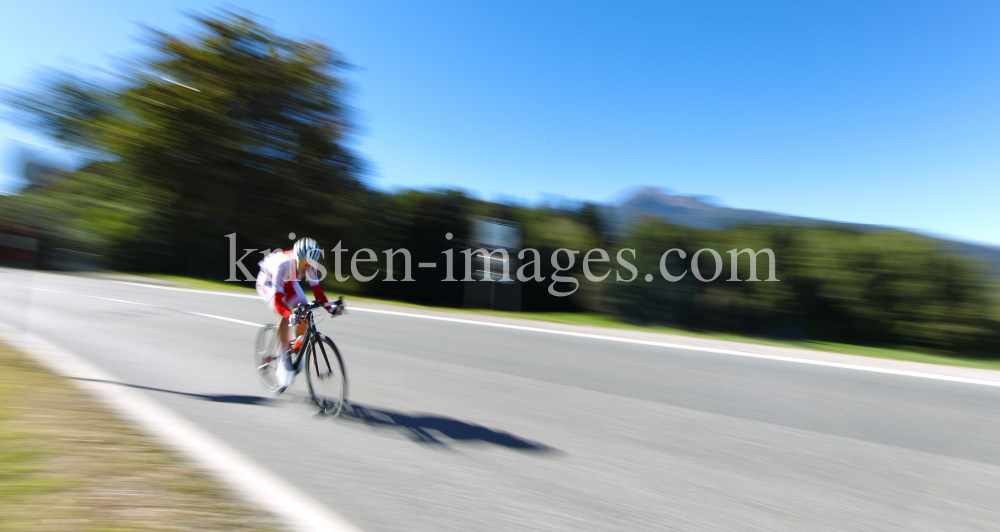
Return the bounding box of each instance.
[292,297,345,320]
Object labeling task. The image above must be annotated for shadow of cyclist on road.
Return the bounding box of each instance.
[340,403,557,453]
[74,378,277,406]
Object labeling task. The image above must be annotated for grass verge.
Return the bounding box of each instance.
[0,341,283,532]
[106,272,1000,373]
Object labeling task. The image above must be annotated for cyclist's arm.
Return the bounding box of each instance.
[306,268,329,307]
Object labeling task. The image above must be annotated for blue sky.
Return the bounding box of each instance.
[2,1,999,244]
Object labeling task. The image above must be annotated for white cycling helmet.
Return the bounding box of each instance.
[292,237,322,265]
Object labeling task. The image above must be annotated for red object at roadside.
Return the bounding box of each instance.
[0,223,39,268]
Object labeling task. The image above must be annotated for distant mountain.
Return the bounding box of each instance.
[607,187,1000,277]
[943,241,1000,277]
[611,187,813,230]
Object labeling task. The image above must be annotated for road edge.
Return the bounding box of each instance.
[0,322,364,532]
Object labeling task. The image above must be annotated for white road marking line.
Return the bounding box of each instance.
[32,286,158,306]
[2,284,261,328]
[116,281,259,299]
[187,312,261,327]
[349,307,1000,387]
[0,323,364,532]
[31,280,1000,388]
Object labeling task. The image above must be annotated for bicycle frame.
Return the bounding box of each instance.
[290,298,343,365]
[255,297,347,416]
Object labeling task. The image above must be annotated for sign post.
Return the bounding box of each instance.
[464,216,522,311]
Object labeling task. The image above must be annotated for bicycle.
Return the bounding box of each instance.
[255,297,348,416]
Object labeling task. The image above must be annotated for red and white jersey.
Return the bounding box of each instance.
[257,250,320,296]
[256,250,327,318]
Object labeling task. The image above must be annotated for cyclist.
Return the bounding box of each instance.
[256,237,336,392]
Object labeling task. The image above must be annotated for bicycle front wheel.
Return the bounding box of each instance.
[304,335,347,416]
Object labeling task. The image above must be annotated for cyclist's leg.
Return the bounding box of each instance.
[277,315,291,349]
[257,275,295,392]
[256,275,287,351]
[277,286,310,380]
[288,282,309,339]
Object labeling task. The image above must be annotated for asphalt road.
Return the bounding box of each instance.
[4,268,1000,531]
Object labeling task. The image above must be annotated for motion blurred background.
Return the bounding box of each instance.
[1,3,998,358]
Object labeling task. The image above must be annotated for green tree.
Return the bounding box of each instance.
[4,11,364,275]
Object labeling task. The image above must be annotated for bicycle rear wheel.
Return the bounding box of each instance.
[304,335,347,416]
[255,324,281,392]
